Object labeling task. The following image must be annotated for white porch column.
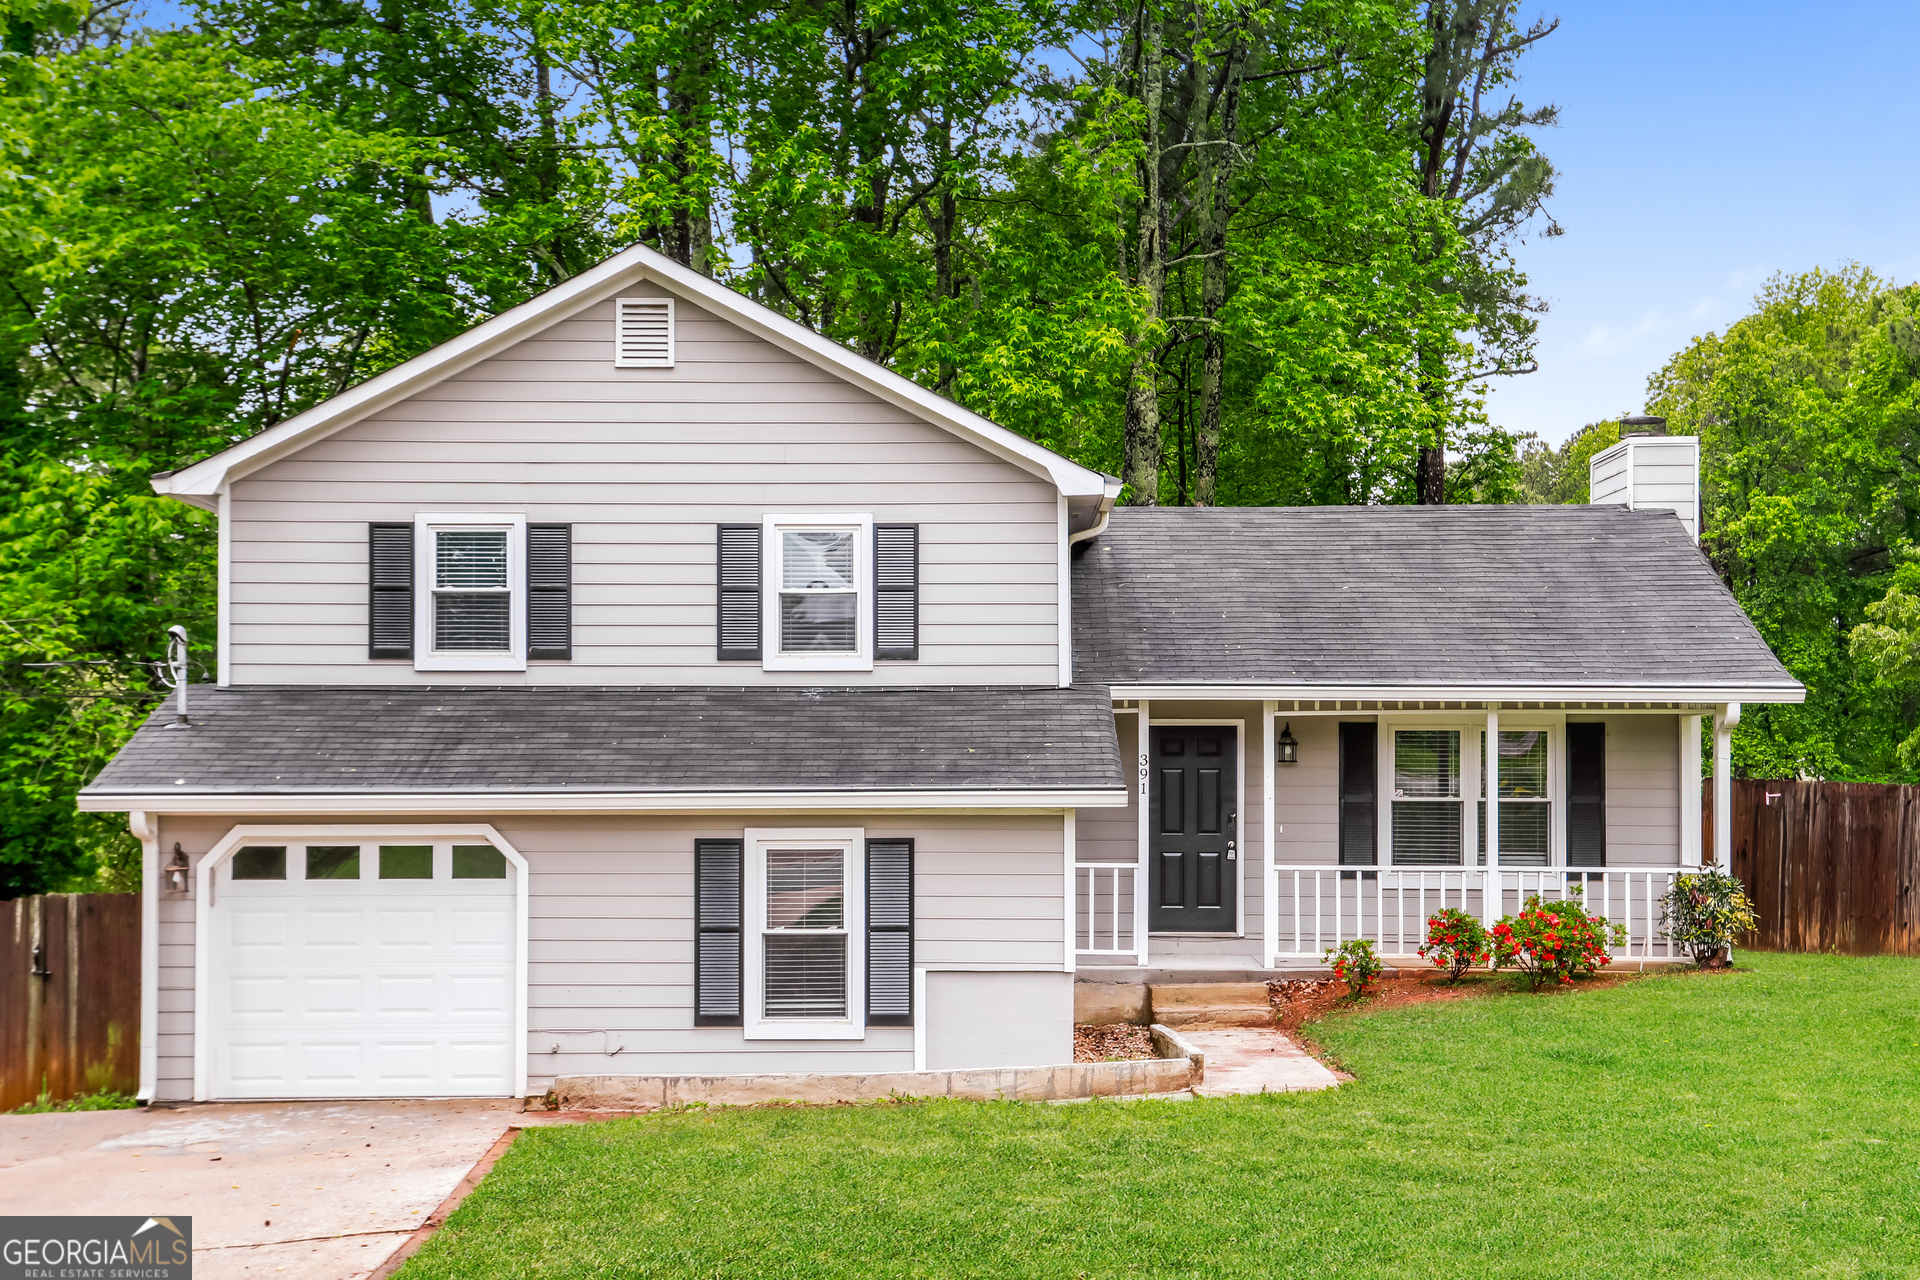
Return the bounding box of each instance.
[1483,706,1500,926]
[1680,714,1704,867]
[1712,703,1740,869]
[1135,699,1150,966]
[1262,700,1278,968]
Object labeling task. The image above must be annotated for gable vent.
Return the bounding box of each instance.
[614,297,675,367]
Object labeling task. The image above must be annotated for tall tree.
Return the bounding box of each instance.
[1407,0,1558,503]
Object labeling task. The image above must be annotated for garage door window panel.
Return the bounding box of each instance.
[232,846,285,880]
[306,846,362,880]
[379,845,433,879]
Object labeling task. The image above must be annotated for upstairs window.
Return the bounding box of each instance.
[761,514,873,671]
[414,514,526,671]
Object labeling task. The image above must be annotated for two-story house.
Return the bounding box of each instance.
[79,243,1801,1104]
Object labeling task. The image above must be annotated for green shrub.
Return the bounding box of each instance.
[1661,868,1758,966]
[1491,894,1625,991]
[1323,938,1383,999]
[1417,907,1489,983]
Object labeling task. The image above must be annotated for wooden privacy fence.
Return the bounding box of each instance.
[1715,778,1920,957]
[1,894,141,1110]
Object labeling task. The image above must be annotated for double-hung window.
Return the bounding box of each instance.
[762,515,873,671]
[1480,729,1553,866]
[414,514,527,671]
[1390,729,1463,865]
[744,829,865,1039]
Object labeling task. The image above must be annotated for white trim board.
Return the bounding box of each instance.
[1111,683,1804,704]
[152,244,1107,510]
[79,788,1126,816]
[189,823,531,1102]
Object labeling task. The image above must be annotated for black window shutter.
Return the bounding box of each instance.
[527,523,572,660]
[874,525,919,661]
[1338,722,1378,866]
[866,839,914,1025]
[1567,723,1607,868]
[368,523,414,660]
[694,839,744,1026]
[716,524,762,661]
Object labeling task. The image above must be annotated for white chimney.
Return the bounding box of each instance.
[1589,418,1699,542]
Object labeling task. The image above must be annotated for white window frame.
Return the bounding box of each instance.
[414,513,527,672]
[1377,712,1566,868]
[761,514,874,672]
[1381,721,1470,868]
[744,827,866,1040]
[1479,720,1565,868]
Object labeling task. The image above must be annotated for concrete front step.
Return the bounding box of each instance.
[1149,982,1274,1028]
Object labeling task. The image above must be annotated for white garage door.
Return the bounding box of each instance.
[208,840,518,1099]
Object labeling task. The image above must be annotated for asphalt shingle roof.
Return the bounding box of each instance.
[1072,505,1798,690]
[83,684,1123,796]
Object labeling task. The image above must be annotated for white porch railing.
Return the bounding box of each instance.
[1075,865,1137,955]
[1270,866,1684,960]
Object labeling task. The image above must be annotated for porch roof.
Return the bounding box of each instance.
[80,683,1123,801]
[1071,505,1800,699]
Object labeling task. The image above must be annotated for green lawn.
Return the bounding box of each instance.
[400,952,1920,1278]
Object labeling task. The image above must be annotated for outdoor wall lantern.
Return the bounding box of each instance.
[166,843,190,894]
[1276,723,1298,765]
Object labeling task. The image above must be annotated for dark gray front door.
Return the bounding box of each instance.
[1149,726,1238,932]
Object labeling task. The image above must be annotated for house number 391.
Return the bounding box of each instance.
[1139,752,1149,796]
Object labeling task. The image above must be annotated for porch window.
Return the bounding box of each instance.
[1391,729,1462,865]
[1479,730,1552,866]
[761,515,873,671]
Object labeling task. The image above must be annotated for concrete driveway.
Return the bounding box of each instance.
[0,1099,525,1279]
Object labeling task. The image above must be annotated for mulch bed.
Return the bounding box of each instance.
[1265,966,1669,1032]
[1074,1024,1157,1062]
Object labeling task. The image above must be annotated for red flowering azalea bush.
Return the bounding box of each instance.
[1490,894,1626,991]
[1417,907,1489,984]
[1322,938,1383,1000]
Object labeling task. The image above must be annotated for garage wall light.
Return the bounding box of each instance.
[166,843,191,894]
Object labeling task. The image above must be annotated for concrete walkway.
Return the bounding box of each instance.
[0,1099,526,1279]
[1178,1028,1343,1096]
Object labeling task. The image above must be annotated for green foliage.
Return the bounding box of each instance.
[396,953,1920,1280]
[11,1086,138,1113]
[1416,906,1488,982]
[1517,418,1622,504]
[1659,869,1757,967]
[1322,937,1383,999]
[1489,893,1622,990]
[1648,266,1920,781]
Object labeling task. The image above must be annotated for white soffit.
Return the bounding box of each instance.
[151,244,1107,509]
[76,787,1130,815]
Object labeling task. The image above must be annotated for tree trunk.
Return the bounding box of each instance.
[1193,29,1248,508]
[1416,444,1446,504]
[1122,15,1166,507]
[668,44,715,276]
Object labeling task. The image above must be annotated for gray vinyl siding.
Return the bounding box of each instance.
[151,810,1067,1099]
[226,278,1061,686]
[1596,714,1682,866]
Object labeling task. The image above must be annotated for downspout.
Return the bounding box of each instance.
[130,810,159,1102]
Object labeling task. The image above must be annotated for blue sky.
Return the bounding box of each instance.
[1482,0,1920,444]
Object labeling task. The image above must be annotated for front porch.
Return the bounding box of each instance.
[1073,696,1745,975]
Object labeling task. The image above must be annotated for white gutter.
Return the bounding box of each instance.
[1108,682,1805,705]
[78,787,1131,815]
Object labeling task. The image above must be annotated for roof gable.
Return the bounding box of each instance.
[154,244,1106,510]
